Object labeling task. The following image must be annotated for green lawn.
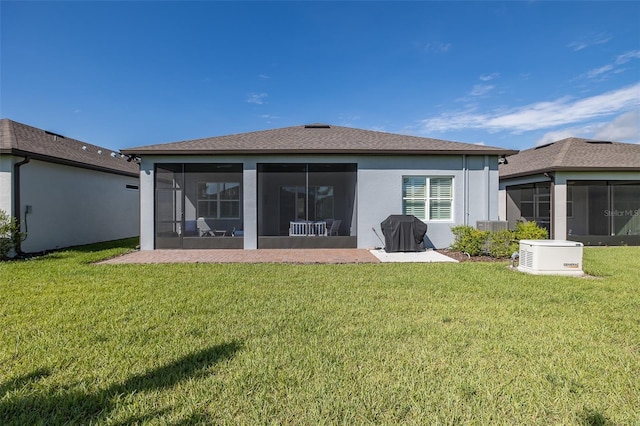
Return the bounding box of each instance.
[1,240,638,425]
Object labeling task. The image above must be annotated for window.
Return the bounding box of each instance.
[197,182,240,219]
[403,176,453,221]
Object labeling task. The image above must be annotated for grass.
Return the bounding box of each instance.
[1,239,638,425]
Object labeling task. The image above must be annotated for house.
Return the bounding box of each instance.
[499,137,640,246]
[0,119,140,253]
[121,124,517,250]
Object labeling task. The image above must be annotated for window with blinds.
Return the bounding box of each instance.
[402,176,453,221]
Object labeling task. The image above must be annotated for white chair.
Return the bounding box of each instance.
[314,221,327,236]
[289,221,307,236]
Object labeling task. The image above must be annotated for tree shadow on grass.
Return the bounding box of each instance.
[0,341,241,425]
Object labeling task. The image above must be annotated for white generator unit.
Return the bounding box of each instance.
[518,240,584,276]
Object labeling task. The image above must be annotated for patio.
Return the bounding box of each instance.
[98,249,458,264]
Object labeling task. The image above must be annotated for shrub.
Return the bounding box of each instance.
[0,209,24,260]
[514,221,549,241]
[451,222,549,259]
[487,229,518,258]
[450,225,489,256]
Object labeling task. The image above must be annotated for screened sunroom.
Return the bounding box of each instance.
[257,163,357,248]
[155,163,244,249]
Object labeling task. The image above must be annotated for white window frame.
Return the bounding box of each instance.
[402,176,454,221]
[197,181,241,220]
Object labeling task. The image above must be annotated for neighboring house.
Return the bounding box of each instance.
[499,137,640,246]
[0,119,140,253]
[121,124,517,250]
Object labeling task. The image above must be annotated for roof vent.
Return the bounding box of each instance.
[534,142,555,150]
[82,146,87,150]
[586,140,612,144]
[45,130,66,140]
[304,124,331,129]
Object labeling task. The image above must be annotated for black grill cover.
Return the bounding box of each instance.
[380,215,427,252]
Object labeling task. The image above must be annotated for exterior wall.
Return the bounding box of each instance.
[0,155,14,215]
[139,157,156,250]
[358,155,499,249]
[17,159,139,252]
[139,154,501,250]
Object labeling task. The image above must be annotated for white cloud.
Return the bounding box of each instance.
[420,83,640,134]
[421,41,451,53]
[585,49,640,79]
[568,41,588,52]
[247,93,268,105]
[469,84,495,97]
[479,73,500,82]
[568,33,612,51]
[535,128,589,146]
[615,50,640,64]
[534,110,640,146]
[593,110,640,142]
[258,114,280,119]
[258,74,270,80]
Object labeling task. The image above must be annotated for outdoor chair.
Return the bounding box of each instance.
[197,217,213,237]
[328,219,341,236]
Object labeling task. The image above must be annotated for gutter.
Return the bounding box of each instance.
[3,148,139,178]
[13,156,30,254]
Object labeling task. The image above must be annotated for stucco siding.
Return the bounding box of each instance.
[357,155,499,249]
[0,155,13,214]
[18,159,139,252]
[139,158,155,250]
[138,154,501,250]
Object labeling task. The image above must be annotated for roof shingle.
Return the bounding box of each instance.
[121,124,518,156]
[499,137,640,179]
[1,119,139,176]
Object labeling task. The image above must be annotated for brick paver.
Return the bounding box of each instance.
[98,249,381,264]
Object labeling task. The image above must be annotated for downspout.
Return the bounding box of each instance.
[484,155,490,220]
[13,156,30,254]
[462,155,468,225]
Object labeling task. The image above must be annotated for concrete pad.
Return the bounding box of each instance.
[369,249,458,263]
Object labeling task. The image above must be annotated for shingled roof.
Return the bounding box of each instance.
[121,124,518,156]
[1,119,139,177]
[499,137,640,179]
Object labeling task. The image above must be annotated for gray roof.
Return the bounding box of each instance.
[499,137,640,179]
[1,119,139,177]
[121,124,518,156]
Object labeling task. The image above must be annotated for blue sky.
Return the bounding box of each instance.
[2,1,639,152]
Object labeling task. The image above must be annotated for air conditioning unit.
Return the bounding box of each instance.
[518,240,584,276]
[476,221,508,232]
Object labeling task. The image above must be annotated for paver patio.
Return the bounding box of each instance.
[98,249,381,264]
[98,248,459,264]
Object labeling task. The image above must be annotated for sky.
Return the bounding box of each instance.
[1,1,639,153]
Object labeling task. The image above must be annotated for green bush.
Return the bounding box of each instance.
[450,225,489,256]
[514,221,549,241]
[487,229,518,258]
[451,222,549,258]
[0,209,24,260]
